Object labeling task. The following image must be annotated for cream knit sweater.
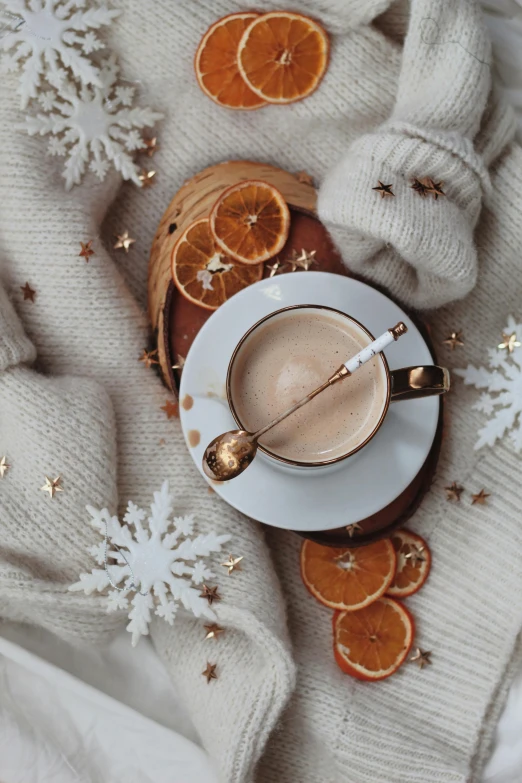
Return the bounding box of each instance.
[1,1,521,782]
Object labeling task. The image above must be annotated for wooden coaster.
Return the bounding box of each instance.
[148,161,443,545]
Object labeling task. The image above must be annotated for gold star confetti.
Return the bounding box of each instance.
[445,482,464,502]
[202,661,218,683]
[79,240,95,261]
[295,170,314,186]
[426,179,445,199]
[290,248,318,271]
[40,475,63,499]
[443,331,464,350]
[372,181,394,198]
[138,169,156,188]
[204,623,225,640]
[221,554,243,575]
[410,178,430,196]
[410,648,432,669]
[0,456,10,478]
[159,438,166,446]
[141,136,158,157]
[498,332,521,354]
[161,399,179,419]
[172,354,186,371]
[471,489,490,505]
[139,349,159,369]
[200,584,221,604]
[266,259,284,278]
[113,231,136,253]
[20,282,36,302]
[345,523,363,538]
[404,544,426,567]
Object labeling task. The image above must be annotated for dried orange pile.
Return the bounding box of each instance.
[301,529,431,681]
[195,11,329,109]
[172,179,292,309]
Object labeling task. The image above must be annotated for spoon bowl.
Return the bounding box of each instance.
[202,429,258,481]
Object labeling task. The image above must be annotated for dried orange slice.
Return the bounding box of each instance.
[209,180,290,265]
[333,597,415,681]
[171,219,262,310]
[386,530,431,598]
[237,12,329,105]
[300,538,397,611]
[194,13,267,110]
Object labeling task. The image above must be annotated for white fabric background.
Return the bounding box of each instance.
[1,1,521,781]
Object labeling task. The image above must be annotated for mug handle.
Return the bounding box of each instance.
[390,366,450,402]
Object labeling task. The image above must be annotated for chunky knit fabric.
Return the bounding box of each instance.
[0,1,521,782]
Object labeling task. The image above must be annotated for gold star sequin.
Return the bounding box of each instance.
[139,349,159,369]
[141,136,158,157]
[113,231,136,253]
[202,661,218,683]
[498,332,521,354]
[295,170,314,186]
[20,282,36,302]
[40,475,63,498]
[345,523,363,538]
[221,554,243,575]
[410,178,430,197]
[372,181,394,198]
[290,249,318,271]
[443,331,464,350]
[404,544,426,567]
[138,169,156,188]
[445,482,464,502]
[161,399,179,419]
[0,456,10,478]
[204,623,225,640]
[471,489,490,505]
[266,259,284,278]
[79,240,95,261]
[410,648,432,669]
[200,584,221,604]
[172,354,186,372]
[426,179,445,199]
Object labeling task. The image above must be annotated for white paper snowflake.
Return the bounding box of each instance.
[455,315,522,451]
[21,53,163,189]
[0,0,120,108]
[69,481,231,646]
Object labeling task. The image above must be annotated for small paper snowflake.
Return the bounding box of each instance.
[0,0,120,108]
[69,481,231,646]
[21,53,163,189]
[455,316,522,451]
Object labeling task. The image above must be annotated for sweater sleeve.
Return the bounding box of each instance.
[318,0,516,309]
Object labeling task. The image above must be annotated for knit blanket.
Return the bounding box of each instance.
[0,1,521,782]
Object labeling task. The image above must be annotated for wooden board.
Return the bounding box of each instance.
[148,160,443,545]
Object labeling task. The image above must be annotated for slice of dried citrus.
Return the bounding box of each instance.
[333,597,415,681]
[237,12,329,105]
[209,180,290,265]
[300,538,397,612]
[171,219,262,310]
[386,530,431,598]
[194,13,267,110]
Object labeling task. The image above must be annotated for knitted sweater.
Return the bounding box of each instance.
[0,1,521,782]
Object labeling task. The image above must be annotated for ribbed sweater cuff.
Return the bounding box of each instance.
[0,284,36,372]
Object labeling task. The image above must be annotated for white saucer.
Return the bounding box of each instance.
[179,272,439,532]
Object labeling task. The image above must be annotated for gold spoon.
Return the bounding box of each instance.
[203,322,407,482]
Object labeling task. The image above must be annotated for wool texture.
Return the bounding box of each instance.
[0,1,521,782]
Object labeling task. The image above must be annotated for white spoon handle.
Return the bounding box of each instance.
[345,322,407,373]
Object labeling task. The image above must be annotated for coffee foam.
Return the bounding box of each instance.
[229,310,387,463]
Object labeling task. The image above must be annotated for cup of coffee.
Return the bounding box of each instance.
[226,305,449,469]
